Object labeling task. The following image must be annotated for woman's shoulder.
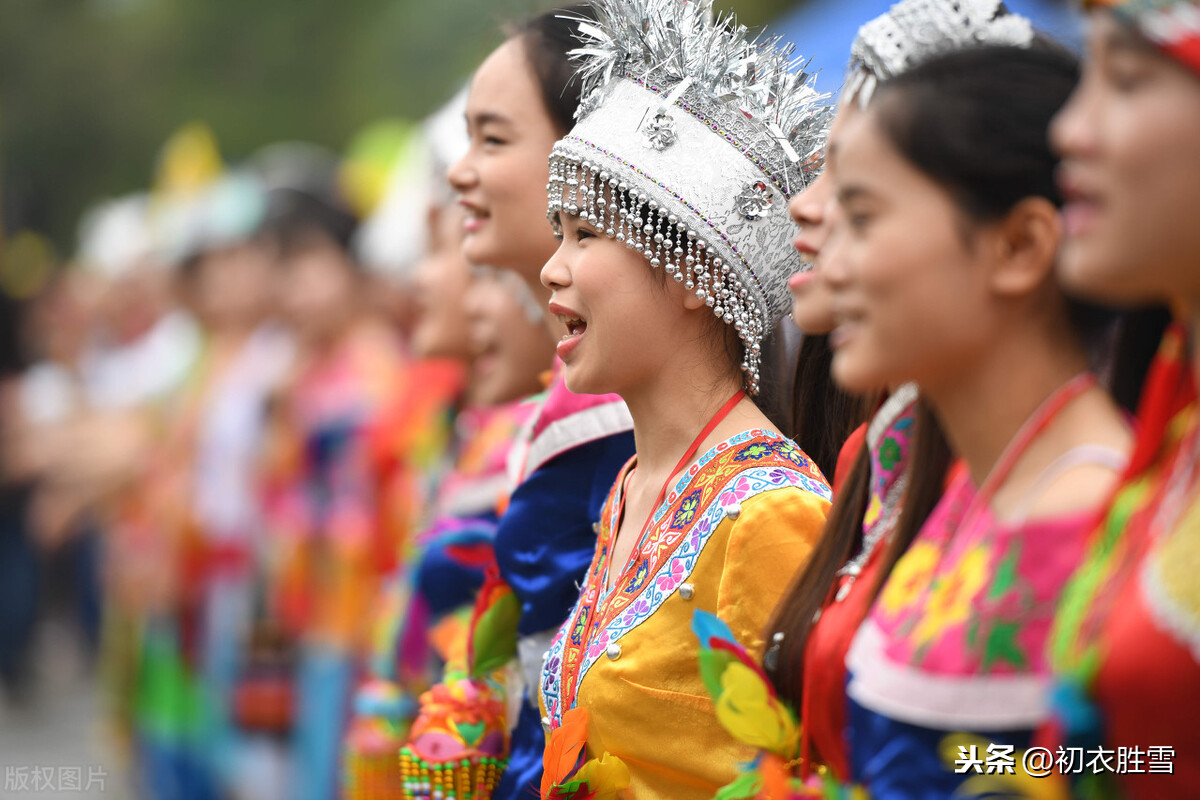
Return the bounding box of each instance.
[702,429,831,501]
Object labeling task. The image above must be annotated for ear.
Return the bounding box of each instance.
[986,196,1062,298]
[680,282,707,311]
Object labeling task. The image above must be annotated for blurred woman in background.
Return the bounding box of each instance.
[1046,1,1200,794]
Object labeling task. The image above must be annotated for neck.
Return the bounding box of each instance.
[622,366,744,481]
[924,326,1089,487]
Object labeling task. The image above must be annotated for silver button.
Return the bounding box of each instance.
[679,583,695,600]
[724,502,742,519]
[592,521,601,534]
[605,643,622,660]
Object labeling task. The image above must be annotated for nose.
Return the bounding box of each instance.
[789,169,830,230]
[1049,75,1097,161]
[540,241,572,293]
[818,209,852,289]
[448,148,477,193]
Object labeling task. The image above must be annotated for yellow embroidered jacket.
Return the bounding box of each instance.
[539,429,831,799]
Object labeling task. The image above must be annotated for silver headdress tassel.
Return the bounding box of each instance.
[546,0,831,395]
[845,0,1035,105]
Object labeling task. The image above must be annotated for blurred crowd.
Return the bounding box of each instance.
[0,82,553,798]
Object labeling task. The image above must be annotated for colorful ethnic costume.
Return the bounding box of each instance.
[682,387,917,800]
[795,386,917,786]
[1047,324,1200,798]
[844,375,1127,798]
[1045,5,1200,797]
[343,395,527,800]
[540,430,830,798]
[400,372,635,800]
[533,0,834,794]
[260,320,409,800]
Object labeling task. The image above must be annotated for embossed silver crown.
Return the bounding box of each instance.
[845,0,1035,105]
[547,0,831,394]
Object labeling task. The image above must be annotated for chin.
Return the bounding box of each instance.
[1058,244,1146,306]
[562,365,611,397]
[830,352,887,397]
[791,308,835,336]
[461,231,497,267]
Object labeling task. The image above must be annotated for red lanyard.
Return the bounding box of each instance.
[972,372,1097,509]
[608,388,746,590]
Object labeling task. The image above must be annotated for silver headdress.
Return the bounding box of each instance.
[546,0,831,394]
[845,0,1034,105]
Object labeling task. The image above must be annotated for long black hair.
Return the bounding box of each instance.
[767,39,1119,716]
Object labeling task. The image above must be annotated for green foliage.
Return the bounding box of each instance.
[0,0,800,249]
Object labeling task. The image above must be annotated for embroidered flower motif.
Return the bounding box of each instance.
[625,559,651,593]
[734,442,771,462]
[879,435,903,471]
[655,558,688,591]
[587,631,610,660]
[912,545,991,647]
[880,540,941,618]
[571,607,590,645]
[672,490,702,529]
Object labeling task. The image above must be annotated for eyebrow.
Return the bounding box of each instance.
[1097,18,1162,58]
[836,183,881,208]
[467,111,513,129]
[825,140,841,168]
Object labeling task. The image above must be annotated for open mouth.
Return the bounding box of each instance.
[552,309,588,361]
[563,317,587,337]
[460,201,489,232]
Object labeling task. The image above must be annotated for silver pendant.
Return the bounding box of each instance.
[735,180,775,220]
[641,110,678,151]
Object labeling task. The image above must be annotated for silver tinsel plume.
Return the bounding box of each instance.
[563,0,830,176]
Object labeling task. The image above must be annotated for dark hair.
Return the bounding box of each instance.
[790,334,870,480]
[507,4,597,135]
[871,41,1119,351]
[261,187,358,261]
[767,40,1095,720]
[1107,305,1173,414]
[767,397,952,717]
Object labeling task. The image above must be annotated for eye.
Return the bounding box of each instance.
[575,227,597,243]
[846,210,873,232]
[1102,49,1156,93]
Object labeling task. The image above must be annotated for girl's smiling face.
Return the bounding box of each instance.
[1050,12,1200,307]
[464,266,554,407]
[786,104,861,336]
[541,209,719,397]
[822,110,995,395]
[447,38,564,290]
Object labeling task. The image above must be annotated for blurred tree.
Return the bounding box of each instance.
[0,0,798,251]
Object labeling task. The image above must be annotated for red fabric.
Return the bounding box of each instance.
[833,424,867,495]
[800,542,886,782]
[1093,567,1200,797]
